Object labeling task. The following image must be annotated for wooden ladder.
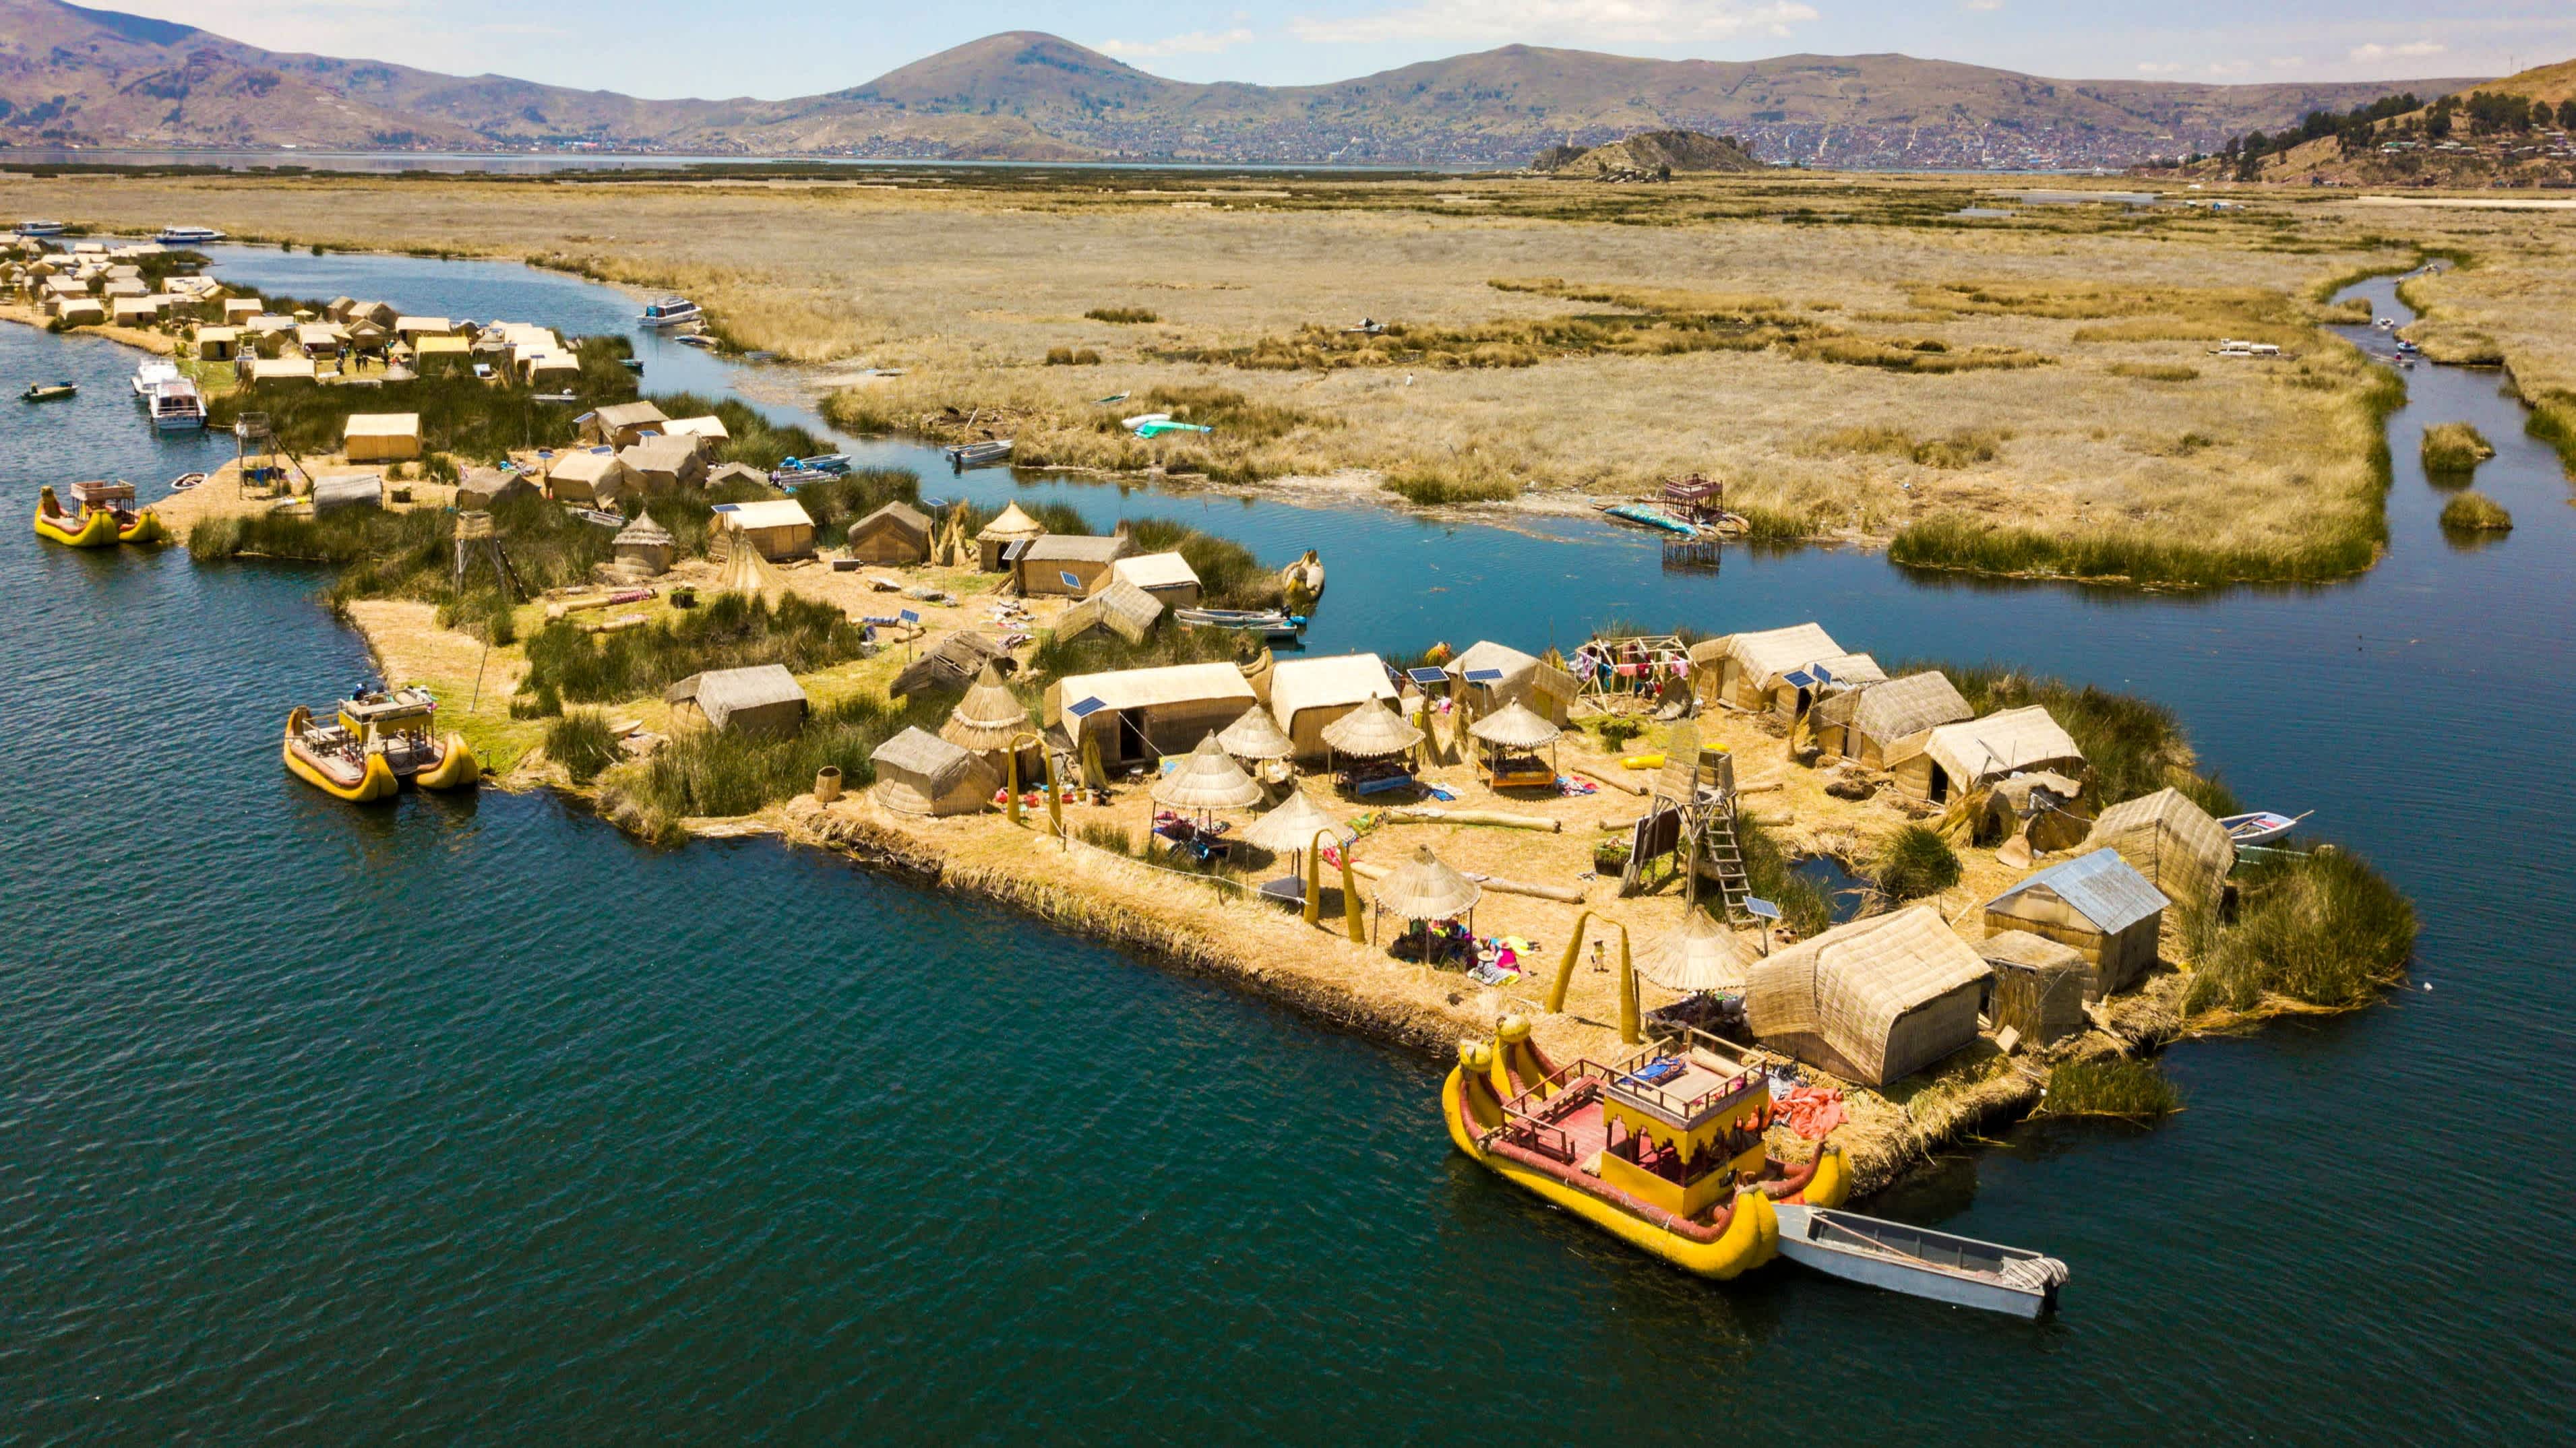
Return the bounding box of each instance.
[1697,799,1753,920]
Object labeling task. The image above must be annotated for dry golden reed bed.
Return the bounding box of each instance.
[18,168,2568,577]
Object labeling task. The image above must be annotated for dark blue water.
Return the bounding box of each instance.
[5,256,2570,1438]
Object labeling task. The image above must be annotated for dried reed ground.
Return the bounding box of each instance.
[6,170,2508,577]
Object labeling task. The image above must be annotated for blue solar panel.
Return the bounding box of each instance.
[1060,571,1083,590]
[1744,897,1783,921]
[1463,668,1506,683]
[1067,696,1108,720]
[1783,668,1815,689]
[1406,666,1449,685]
[1811,664,1836,687]
[898,608,920,624]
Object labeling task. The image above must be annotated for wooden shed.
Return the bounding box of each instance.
[1048,662,1258,770]
[1816,670,1973,767]
[1894,705,2085,804]
[1268,654,1399,763]
[1976,931,2090,1048]
[976,501,1045,571]
[1011,533,1133,597]
[870,726,998,817]
[718,499,816,561]
[343,413,422,464]
[1743,906,1992,1086]
[619,436,707,495]
[1982,848,2165,999]
[847,501,933,565]
[665,665,807,741]
[1108,551,1203,609]
[547,448,636,507]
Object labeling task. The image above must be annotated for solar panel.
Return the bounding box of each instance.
[1463,668,1506,683]
[898,608,920,624]
[1067,696,1108,720]
[1810,664,1836,687]
[1002,539,1033,562]
[1783,668,1815,689]
[1060,571,1083,590]
[1744,897,1783,922]
[1405,666,1449,685]
[710,503,739,513]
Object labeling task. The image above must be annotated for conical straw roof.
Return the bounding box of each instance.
[1241,788,1347,855]
[714,534,785,600]
[1216,703,1295,761]
[1467,699,1561,750]
[614,507,672,547]
[1633,910,1753,995]
[977,501,1044,540]
[1372,844,1481,921]
[1320,699,1425,759]
[1151,732,1266,811]
[940,662,1033,753]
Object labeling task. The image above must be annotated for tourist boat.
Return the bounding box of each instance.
[639,296,702,328]
[1772,1203,2068,1318]
[144,377,206,431]
[131,359,181,397]
[154,225,225,245]
[943,439,1015,468]
[22,380,77,402]
[1175,606,1306,641]
[18,219,66,237]
[1602,502,1705,537]
[33,484,121,548]
[61,480,170,545]
[2375,317,2395,329]
[283,689,480,802]
[2219,809,2310,846]
[1444,1019,1850,1281]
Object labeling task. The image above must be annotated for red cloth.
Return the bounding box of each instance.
[1779,1085,1847,1140]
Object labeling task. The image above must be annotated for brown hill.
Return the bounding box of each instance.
[1532,129,1762,177]
[2142,57,2576,189]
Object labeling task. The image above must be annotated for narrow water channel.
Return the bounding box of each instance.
[3,252,2569,1437]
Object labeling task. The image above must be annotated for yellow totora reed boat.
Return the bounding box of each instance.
[285,707,399,802]
[1444,1015,1848,1281]
[117,508,170,545]
[34,485,121,548]
[285,687,481,802]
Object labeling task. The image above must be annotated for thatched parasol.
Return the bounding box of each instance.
[1467,699,1562,750]
[1241,788,1347,857]
[940,662,1033,753]
[1217,703,1295,762]
[1372,844,1481,921]
[1633,910,1754,995]
[1151,732,1265,811]
[1320,699,1424,760]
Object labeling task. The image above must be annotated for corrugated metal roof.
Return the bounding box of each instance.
[1988,848,2167,933]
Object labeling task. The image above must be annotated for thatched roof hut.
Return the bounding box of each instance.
[1817,670,1973,768]
[871,726,996,817]
[2085,786,2236,916]
[1634,910,1754,995]
[1054,577,1164,645]
[1320,699,1424,761]
[893,631,1012,699]
[1982,848,2166,999]
[1443,639,1577,724]
[1742,905,1990,1085]
[613,509,675,575]
[1047,662,1257,772]
[941,663,1034,755]
[1699,622,1843,712]
[1372,845,1481,922]
[1151,733,1265,812]
[848,501,933,565]
[665,664,807,740]
[1216,703,1295,762]
[1109,551,1203,608]
[1271,653,1399,761]
[975,502,1045,571]
[1977,931,2089,1048]
[1895,705,2085,803]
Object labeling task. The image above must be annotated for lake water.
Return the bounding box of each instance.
[4,252,2571,1438]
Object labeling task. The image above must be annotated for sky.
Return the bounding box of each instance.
[106,0,2573,100]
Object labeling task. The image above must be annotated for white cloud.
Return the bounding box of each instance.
[2268,56,2306,71]
[1961,0,2002,11]
[2205,60,2252,76]
[1097,29,1259,60]
[1291,1,1820,46]
[2135,62,2183,75]
[2350,41,2448,64]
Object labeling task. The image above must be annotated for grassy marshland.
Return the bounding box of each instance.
[1737,813,1833,937]
[205,335,640,462]
[2439,491,2513,531]
[2420,421,2496,474]
[601,690,951,844]
[1871,825,1962,902]
[2043,1058,2182,1119]
[516,592,869,713]
[638,391,832,471]
[2187,847,2418,1013]
[544,709,625,784]
[1924,662,2215,807]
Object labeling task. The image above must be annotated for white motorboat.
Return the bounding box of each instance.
[639,296,701,328]
[131,360,181,398]
[146,378,206,432]
[18,219,66,237]
[1773,1203,2069,1318]
[155,225,225,245]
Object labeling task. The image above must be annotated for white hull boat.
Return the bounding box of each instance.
[1773,1203,2068,1318]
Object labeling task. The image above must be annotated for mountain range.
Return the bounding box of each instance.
[0,3,2486,170]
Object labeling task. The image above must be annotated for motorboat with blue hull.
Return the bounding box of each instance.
[1773,1203,2068,1318]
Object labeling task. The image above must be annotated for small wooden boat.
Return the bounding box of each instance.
[943,439,1015,468]
[1280,549,1326,600]
[2219,809,2310,846]
[639,296,701,328]
[1175,606,1306,641]
[532,390,579,404]
[776,453,853,477]
[168,472,206,491]
[673,332,716,349]
[33,484,121,548]
[1603,502,1705,537]
[1773,1203,2068,1318]
[22,380,77,402]
[1445,1019,1849,1281]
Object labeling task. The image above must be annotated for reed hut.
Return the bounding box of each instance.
[1372,845,1481,954]
[1634,910,1754,997]
[241,355,315,385]
[976,502,1045,571]
[1742,906,1991,1086]
[412,334,470,373]
[1467,699,1562,789]
[2084,787,2236,919]
[870,727,997,817]
[1011,534,1135,597]
[665,665,807,741]
[585,401,669,449]
[1816,670,1974,768]
[940,663,1043,783]
[1442,640,1577,725]
[845,501,933,565]
[547,448,636,507]
[456,468,539,511]
[612,510,676,575]
[1152,733,1266,817]
[1270,654,1399,761]
[1049,662,1257,770]
[342,413,421,464]
[1054,577,1164,646]
[1108,552,1204,609]
[1981,848,2166,999]
[718,499,816,561]
[311,473,384,515]
[1976,931,2089,1048]
[1698,623,1843,714]
[892,631,1011,699]
[1897,705,2085,804]
[194,326,241,360]
[660,416,730,457]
